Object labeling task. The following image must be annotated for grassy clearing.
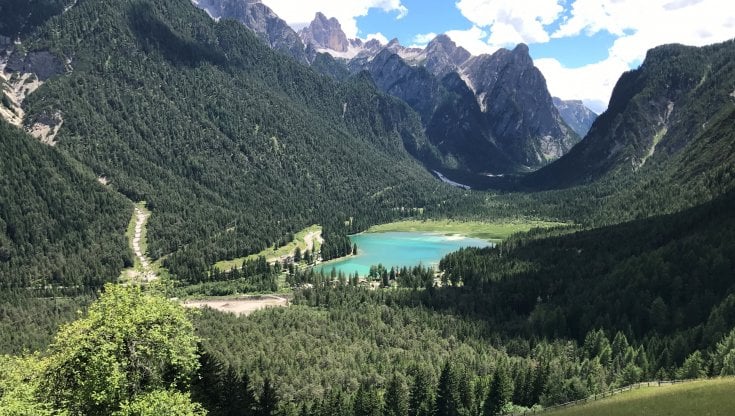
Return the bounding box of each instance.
[366,219,567,241]
[546,378,735,416]
[214,225,322,271]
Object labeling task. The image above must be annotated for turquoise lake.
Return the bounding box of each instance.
[315,232,493,276]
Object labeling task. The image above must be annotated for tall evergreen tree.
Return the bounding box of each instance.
[257,378,279,416]
[434,362,461,416]
[353,382,382,416]
[409,367,434,416]
[385,374,409,416]
[483,365,512,416]
[191,352,223,412]
[220,368,257,416]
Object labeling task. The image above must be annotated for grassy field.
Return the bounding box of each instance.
[214,225,322,271]
[366,219,567,241]
[546,378,735,416]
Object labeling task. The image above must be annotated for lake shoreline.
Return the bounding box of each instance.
[313,230,493,277]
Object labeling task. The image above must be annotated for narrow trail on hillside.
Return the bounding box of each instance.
[131,205,156,282]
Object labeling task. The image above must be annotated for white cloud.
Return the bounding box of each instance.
[535,57,630,113]
[455,0,564,48]
[259,0,408,39]
[412,32,438,46]
[366,32,390,45]
[445,26,495,55]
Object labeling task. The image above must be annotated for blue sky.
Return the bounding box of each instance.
[261,0,735,113]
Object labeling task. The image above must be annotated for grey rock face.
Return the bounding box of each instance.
[552,97,598,138]
[192,0,307,63]
[349,49,442,122]
[419,34,471,78]
[298,12,349,52]
[461,44,580,166]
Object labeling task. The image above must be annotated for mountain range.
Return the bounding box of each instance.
[191,0,587,175]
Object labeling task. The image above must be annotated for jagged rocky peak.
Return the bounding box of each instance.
[421,34,472,77]
[458,42,580,166]
[512,43,530,58]
[299,12,349,52]
[363,39,383,50]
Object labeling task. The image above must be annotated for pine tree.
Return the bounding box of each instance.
[353,382,382,416]
[483,365,512,416]
[230,370,258,416]
[385,374,409,416]
[257,377,279,416]
[434,362,461,416]
[294,247,302,263]
[409,367,434,416]
[190,352,223,412]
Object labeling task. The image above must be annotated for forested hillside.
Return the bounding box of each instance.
[0,120,130,288]
[14,0,453,282]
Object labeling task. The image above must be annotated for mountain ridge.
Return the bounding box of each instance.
[191,2,582,174]
[526,39,735,189]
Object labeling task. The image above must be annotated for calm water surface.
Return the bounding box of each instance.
[315,232,493,276]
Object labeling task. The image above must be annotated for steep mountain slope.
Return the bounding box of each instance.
[461,44,580,167]
[290,13,580,174]
[0,120,130,288]
[418,34,472,78]
[348,48,518,173]
[528,40,735,189]
[14,0,448,282]
[192,0,308,63]
[441,186,735,344]
[553,97,597,137]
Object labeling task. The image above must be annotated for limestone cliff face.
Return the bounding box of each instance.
[191,5,582,174]
[528,41,735,189]
[418,35,471,78]
[349,49,443,123]
[298,12,349,53]
[461,44,580,166]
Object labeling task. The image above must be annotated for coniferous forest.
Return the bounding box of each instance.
[1,0,734,414]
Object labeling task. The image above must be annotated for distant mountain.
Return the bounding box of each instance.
[184,7,580,175]
[346,39,578,172]
[460,44,580,167]
[417,34,471,78]
[553,97,597,138]
[527,40,735,190]
[298,12,349,53]
[347,48,516,173]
